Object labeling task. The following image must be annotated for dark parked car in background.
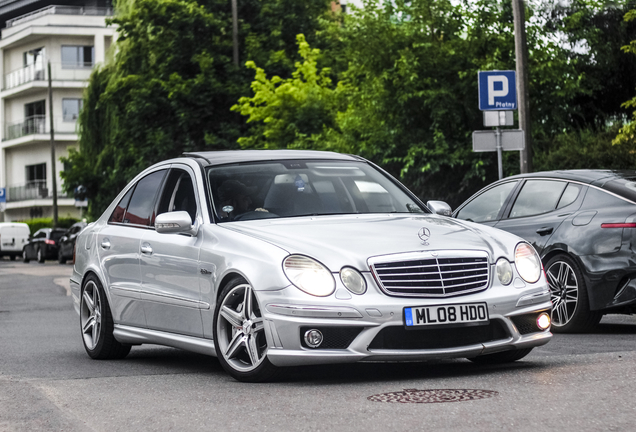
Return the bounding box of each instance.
[58,221,87,264]
[453,170,636,332]
[22,228,66,263]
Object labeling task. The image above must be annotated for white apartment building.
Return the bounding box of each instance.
[0,4,115,222]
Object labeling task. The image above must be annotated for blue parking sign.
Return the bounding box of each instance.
[0,187,5,203]
[478,71,517,111]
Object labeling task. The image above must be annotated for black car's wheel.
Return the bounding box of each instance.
[22,248,30,263]
[468,348,533,364]
[37,247,45,263]
[58,249,67,264]
[213,277,279,382]
[80,274,131,360]
[545,254,601,333]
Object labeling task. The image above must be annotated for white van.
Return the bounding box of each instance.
[0,222,30,260]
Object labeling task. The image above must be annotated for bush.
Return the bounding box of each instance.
[19,217,79,235]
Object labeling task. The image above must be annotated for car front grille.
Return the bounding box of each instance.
[369,251,490,298]
[368,320,509,350]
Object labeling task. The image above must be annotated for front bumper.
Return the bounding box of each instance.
[257,275,552,367]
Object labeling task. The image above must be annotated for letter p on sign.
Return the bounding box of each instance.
[487,75,508,105]
[478,70,517,111]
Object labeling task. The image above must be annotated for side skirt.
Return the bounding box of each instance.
[113,324,217,357]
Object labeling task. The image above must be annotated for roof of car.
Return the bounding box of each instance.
[506,169,636,187]
[182,150,362,166]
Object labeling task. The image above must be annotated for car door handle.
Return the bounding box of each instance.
[536,227,553,236]
[141,243,153,255]
[100,239,111,249]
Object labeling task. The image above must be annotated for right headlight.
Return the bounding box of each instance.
[514,243,541,283]
[283,255,335,297]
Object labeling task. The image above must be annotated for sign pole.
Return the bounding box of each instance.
[495,127,503,180]
[48,61,58,229]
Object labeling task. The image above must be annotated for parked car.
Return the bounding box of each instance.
[0,222,30,260]
[453,169,636,333]
[22,228,66,263]
[57,221,87,264]
[71,150,552,382]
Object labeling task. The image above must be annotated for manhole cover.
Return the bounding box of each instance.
[368,389,499,404]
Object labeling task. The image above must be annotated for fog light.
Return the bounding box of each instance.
[304,329,323,348]
[537,313,551,330]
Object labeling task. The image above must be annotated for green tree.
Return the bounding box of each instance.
[62,0,332,219]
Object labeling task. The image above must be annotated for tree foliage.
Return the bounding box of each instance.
[66,0,636,215]
[62,0,332,218]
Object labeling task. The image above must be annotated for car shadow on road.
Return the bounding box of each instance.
[588,323,636,334]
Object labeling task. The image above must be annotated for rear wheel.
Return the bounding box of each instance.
[22,248,29,263]
[9,254,16,261]
[37,247,45,263]
[213,277,279,382]
[546,254,601,333]
[468,348,533,364]
[80,274,131,360]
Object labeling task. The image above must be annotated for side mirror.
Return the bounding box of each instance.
[155,211,197,235]
[426,200,452,216]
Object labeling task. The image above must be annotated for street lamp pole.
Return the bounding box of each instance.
[512,0,532,174]
[48,61,58,228]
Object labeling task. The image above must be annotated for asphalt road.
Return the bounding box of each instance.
[1,258,635,432]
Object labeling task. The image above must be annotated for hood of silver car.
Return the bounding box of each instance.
[222,214,519,271]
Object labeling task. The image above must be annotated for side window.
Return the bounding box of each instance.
[123,170,167,226]
[557,183,582,209]
[156,169,198,224]
[34,230,46,239]
[109,187,134,224]
[510,180,567,218]
[456,181,517,223]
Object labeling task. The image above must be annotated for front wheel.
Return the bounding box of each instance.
[58,249,67,264]
[213,277,279,382]
[80,274,131,359]
[22,248,30,263]
[545,254,601,333]
[468,348,533,364]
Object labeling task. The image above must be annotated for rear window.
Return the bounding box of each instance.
[600,178,636,203]
[50,231,65,241]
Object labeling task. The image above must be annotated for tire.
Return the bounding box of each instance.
[58,249,67,264]
[213,277,279,382]
[22,248,30,263]
[9,254,16,261]
[80,274,131,360]
[468,348,533,364]
[545,254,601,333]
[37,247,45,263]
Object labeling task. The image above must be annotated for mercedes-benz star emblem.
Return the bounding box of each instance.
[418,227,430,245]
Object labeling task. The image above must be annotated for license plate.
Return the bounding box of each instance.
[404,302,489,327]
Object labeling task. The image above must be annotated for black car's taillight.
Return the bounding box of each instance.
[601,223,636,228]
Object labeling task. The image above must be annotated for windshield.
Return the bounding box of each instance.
[207,160,426,222]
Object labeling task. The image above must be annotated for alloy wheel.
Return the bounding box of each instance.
[80,280,103,350]
[547,260,579,327]
[215,284,267,372]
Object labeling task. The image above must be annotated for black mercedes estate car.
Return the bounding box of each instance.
[453,170,636,332]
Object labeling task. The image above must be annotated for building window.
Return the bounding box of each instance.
[25,100,45,118]
[23,47,45,68]
[61,46,94,68]
[62,99,83,121]
[26,163,46,184]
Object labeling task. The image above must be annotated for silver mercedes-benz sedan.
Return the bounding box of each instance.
[71,150,552,382]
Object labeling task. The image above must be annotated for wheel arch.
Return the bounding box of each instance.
[216,271,248,302]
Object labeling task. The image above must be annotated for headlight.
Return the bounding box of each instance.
[340,267,367,295]
[515,243,541,283]
[283,255,335,297]
[496,258,513,285]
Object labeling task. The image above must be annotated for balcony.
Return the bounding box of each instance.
[3,62,94,91]
[3,115,79,141]
[5,5,113,28]
[6,180,68,202]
